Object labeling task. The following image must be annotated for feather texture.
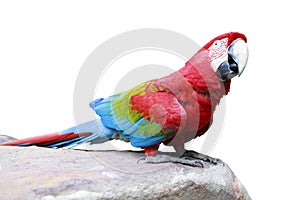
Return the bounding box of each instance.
[1,32,247,157]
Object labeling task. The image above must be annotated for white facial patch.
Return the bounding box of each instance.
[208,38,228,72]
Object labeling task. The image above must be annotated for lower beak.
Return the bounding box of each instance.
[217,39,249,81]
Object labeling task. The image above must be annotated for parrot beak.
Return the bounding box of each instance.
[217,39,248,81]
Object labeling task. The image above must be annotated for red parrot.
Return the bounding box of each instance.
[1,32,248,167]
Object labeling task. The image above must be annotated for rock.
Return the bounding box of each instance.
[0,146,251,200]
[0,135,17,144]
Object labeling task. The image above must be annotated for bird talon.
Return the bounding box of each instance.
[136,154,205,168]
[193,161,204,168]
[137,156,146,164]
[182,150,223,166]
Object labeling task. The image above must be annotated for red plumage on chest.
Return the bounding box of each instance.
[129,55,230,144]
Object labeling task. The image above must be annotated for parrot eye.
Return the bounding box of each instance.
[212,40,222,49]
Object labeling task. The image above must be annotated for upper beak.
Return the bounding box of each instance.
[228,38,248,77]
[217,39,249,81]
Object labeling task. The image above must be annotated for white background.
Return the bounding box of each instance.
[1,1,299,199]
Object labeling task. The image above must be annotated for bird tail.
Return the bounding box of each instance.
[0,119,115,148]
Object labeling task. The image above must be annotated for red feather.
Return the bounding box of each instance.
[1,132,92,146]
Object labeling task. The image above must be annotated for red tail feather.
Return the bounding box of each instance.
[1,132,92,146]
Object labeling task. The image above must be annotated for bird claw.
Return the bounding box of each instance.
[180,157,204,167]
[137,150,224,168]
[137,156,146,164]
[137,154,204,168]
[182,150,224,166]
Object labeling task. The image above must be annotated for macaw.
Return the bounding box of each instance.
[1,32,248,167]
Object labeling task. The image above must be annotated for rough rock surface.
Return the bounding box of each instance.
[0,145,251,200]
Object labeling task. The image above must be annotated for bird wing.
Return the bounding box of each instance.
[90,81,187,148]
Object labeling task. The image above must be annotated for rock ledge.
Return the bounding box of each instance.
[0,146,251,200]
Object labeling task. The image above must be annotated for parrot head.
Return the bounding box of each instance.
[203,32,248,81]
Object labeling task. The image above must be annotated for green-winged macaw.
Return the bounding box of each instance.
[1,32,249,167]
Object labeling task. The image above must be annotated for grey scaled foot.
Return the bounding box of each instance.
[182,150,224,166]
[138,154,204,167]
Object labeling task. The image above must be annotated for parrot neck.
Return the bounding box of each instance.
[178,60,231,109]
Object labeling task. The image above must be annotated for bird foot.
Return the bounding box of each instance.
[137,150,223,168]
[182,150,224,166]
[138,154,204,167]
